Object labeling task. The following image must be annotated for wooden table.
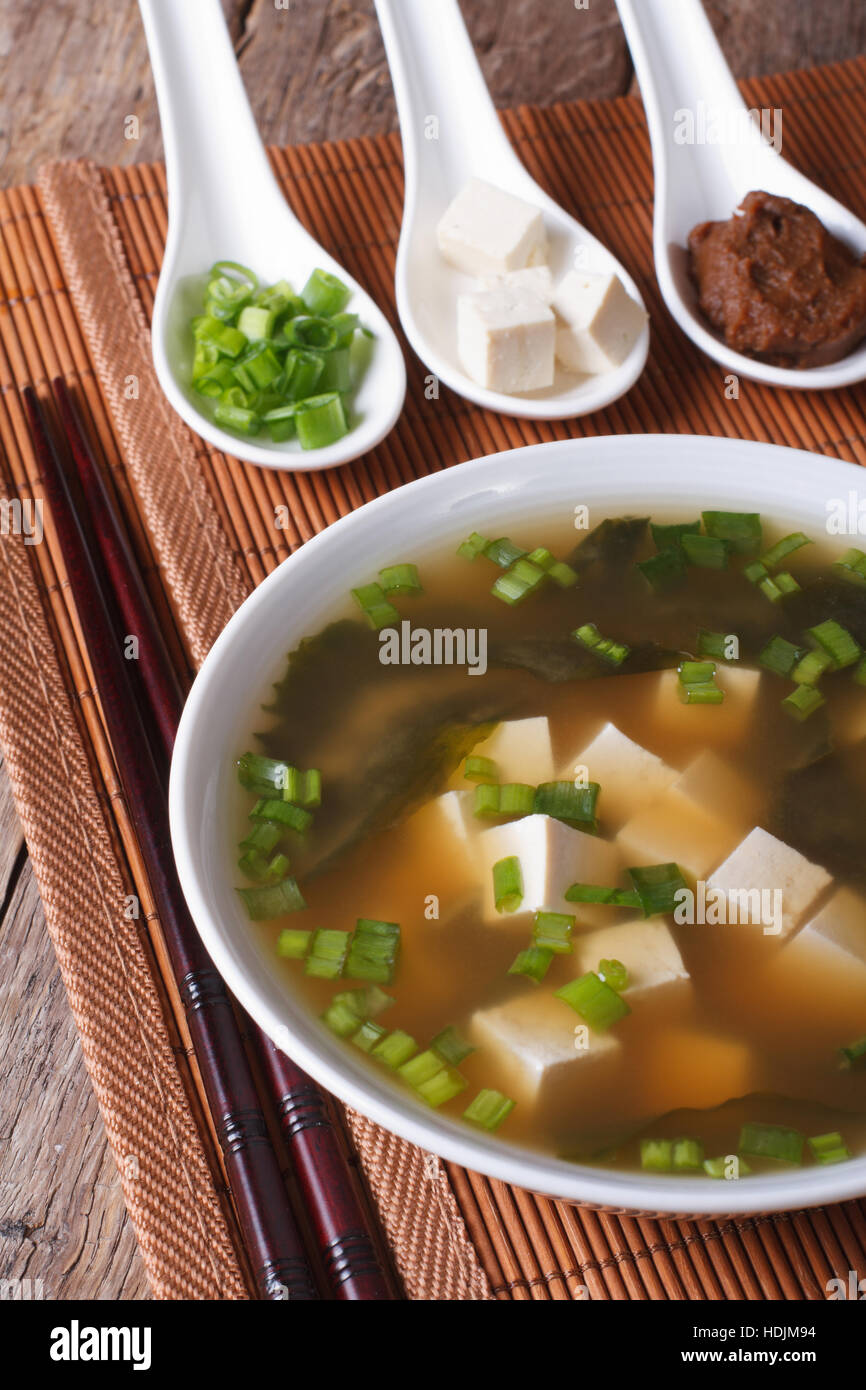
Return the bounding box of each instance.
[1,0,865,1302]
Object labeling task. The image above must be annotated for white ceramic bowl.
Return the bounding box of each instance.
[170,434,866,1215]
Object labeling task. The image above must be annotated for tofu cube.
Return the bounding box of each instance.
[437,178,547,276]
[469,988,621,1131]
[781,886,866,984]
[572,918,691,1011]
[706,827,832,939]
[402,790,477,900]
[672,749,762,831]
[469,716,555,788]
[651,665,762,749]
[553,269,647,373]
[618,786,740,883]
[564,721,676,831]
[457,286,555,393]
[482,266,554,301]
[639,1027,754,1115]
[478,813,620,928]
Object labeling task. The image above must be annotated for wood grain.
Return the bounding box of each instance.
[1,0,865,1302]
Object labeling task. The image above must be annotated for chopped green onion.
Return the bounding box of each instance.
[345,918,401,985]
[672,1137,704,1171]
[572,622,630,666]
[508,945,554,983]
[352,1020,388,1053]
[791,649,831,686]
[628,863,688,917]
[250,798,313,834]
[499,783,537,816]
[564,883,641,908]
[305,929,351,980]
[774,571,800,596]
[759,635,804,678]
[379,563,422,596]
[640,1139,673,1172]
[491,557,547,605]
[493,856,523,914]
[679,660,716,684]
[316,347,352,393]
[295,392,348,450]
[682,532,729,569]
[782,684,825,721]
[329,312,360,347]
[283,348,325,400]
[533,910,575,954]
[301,268,351,317]
[760,532,811,570]
[678,658,724,705]
[555,972,631,1031]
[473,783,502,818]
[214,401,260,436]
[637,547,687,591]
[597,958,628,991]
[650,520,701,550]
[236,875,306,921]
[485,537,527,568]
[416,1065,468,1108]
[464,755,498,784]
[702,510,762,556]
[237,304,276,341]
[398,1047,445,1089]
[237,751,293,795]
[833,547,866,586]
[430,1026,475,1065]
[371,1029,418,1068]
[457,531,490,560]
[526,547,579,588]
[282,766,322,808]
[697,630,734,661]
[533,780,599,830]
[321,986,391,1038]
[738,1121,804,1164]
[237,848,290,883]
[806,619,862,670]
[808,1131,850,1165]
[839,1034,866,1069]
[276,928,311,959]
[239,820,283,856]
[463,1089,515,1132]
[351,581,400,631]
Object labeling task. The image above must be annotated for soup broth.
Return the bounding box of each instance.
[231,509,866,1177]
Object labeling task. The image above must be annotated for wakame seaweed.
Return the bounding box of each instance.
[569,517,649,571]
[489,636,682,684]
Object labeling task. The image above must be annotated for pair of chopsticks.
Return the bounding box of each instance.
[22,380,397,1302]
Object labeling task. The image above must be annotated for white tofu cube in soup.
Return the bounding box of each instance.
[778,887,866,986]
[457,286,555,393]
[706,826,832,940]
[478,814,620,929]
[618,787,740,883]
[469,989,622,1133]
[471,715,555,787]
[572,919,691,1013]
[401,790,477,901]
[672,749,762,832]
[650,665,762,749]
[552,269,647,373]
[564,721,676,832]
[437,178,548,276]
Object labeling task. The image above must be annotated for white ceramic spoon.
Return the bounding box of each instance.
[374,0,649,420]
[616,0,866,390]
[138,0,406,472]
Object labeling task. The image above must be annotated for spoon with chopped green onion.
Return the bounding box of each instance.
[139,0,406,471]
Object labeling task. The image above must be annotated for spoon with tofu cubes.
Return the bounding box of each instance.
[375,0,650,418]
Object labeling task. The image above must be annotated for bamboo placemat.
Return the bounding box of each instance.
[2,57,866,1300]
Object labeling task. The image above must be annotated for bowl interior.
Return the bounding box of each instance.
[169,433,866,1214]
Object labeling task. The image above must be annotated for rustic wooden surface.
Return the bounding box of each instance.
[1,0,865,1303]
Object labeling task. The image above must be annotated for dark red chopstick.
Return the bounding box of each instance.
[24,385,319,1302]
[48,379,397,1301]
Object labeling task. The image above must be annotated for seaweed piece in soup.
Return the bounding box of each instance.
[569,516,649,572]
[771,745,866,886]
[489,635,681,684]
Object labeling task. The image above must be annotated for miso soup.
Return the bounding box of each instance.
[230,509,866,1179]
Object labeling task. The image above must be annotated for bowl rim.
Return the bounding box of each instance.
[169,433,866,1215]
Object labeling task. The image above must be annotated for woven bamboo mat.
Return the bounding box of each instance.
[2,57,866,1301]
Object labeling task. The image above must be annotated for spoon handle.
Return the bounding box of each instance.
[138,0,285,223]
[374,0,522,194]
